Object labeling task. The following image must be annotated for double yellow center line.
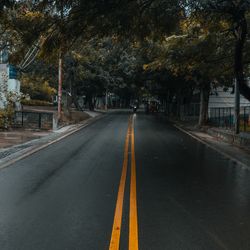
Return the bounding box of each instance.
[109,115,139,250]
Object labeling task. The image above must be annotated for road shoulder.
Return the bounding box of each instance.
[0,112,105,169]
[174,122,250,169]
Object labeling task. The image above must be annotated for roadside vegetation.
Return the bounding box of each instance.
[1,1,250,128]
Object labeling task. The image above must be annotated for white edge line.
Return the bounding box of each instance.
[0,116,103,170]
[174,124,250,170]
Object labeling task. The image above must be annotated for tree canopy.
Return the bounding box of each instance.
[1,0,250,124]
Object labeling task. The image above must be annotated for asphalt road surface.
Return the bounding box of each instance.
[0,112,250,250]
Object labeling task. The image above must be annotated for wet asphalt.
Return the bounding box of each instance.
[0,112,250,250]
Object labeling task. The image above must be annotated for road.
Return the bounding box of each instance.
[0,112,250,250]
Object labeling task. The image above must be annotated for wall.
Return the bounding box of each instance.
[0,64,21,109]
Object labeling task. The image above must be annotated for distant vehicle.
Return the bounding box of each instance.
[130,100,139,113]
[133,106,137,113]
[144,100,160,113]
[149,101,159,113]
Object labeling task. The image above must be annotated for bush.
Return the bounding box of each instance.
[0,110,7,128]
[21,76,56,102]
[21,99,53,106]
[0,107,14,129]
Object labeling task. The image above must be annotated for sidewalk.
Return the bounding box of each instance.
[174,120,250,168]
[0,130,51,149]
[0,111,104,168]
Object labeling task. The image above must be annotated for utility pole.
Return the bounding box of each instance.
[58,3,64,120]
[58,50,62,119]
[234,78,240,134]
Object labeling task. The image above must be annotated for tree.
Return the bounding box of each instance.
[62,37,142,110]
[21,74,56,102]
[187,0,250,101]
[30,0,183,47]
[0,0,14,12]
[143,16,234,125]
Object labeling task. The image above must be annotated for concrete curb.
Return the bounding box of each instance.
[0,114,105,170]
[207,128,250,149]
[174,124,250,170]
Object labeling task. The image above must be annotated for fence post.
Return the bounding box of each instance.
[244,107,246,132]
[223,108,225,127]
[39,113,42,129]
[219,108,221,127]
[229,108,232,129]
[248,107,250,130]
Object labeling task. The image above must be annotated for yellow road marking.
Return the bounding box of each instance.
[129,115,139,250]
[109,115,139,250]
[109,117,132,250]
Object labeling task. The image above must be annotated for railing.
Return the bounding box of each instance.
[14,111,54,130]
[181,103,200,117]
[178,103,200,121]
[209,106,250,132]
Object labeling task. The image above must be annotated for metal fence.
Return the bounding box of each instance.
[14,111,54,130]
[177,103,200,121]
[181,103,200,117]
[165,103,200,118]
[209,106,250,132]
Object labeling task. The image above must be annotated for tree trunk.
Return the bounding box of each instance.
[234,78,240,134]
[198,84,210,127]
[86,93,94,111]
[72,95,82,111]
[234,14,250,100]
[71,87,83,111]
[176,89,183,118]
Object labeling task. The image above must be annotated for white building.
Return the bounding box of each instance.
[0,64,21,109]
[209,86,250,109]
[208,85,250,128]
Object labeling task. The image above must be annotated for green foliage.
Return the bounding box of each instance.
[0,71,22,129]
[186,0,250,100]
[21,75,56,101]
[21,99,53,106]
[2,0,250,112]
[144,15,234,89]
[0,107,14,129]
[63,37,142,103]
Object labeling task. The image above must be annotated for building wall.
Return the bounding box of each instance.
[0,64,21,109]
[209,87,250,109]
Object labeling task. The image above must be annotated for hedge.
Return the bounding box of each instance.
[21,99,53,106]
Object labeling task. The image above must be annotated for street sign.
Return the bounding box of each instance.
[9,65,18,79]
